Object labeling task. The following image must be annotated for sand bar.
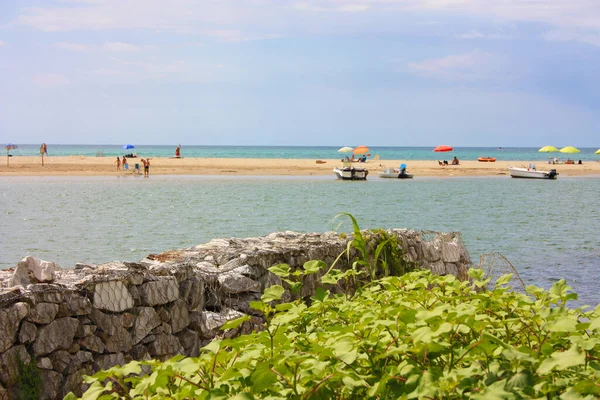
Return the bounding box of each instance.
[1,156,599,177]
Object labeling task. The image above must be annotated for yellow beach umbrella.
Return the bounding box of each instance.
[595,149,600,155]
[559,146,580,154]
[538,145,559,153]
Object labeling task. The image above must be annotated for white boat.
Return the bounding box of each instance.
[377,168,414,179]
[508,166,558,179]
[333,167,368,180]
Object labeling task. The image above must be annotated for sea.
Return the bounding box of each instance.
[1,145,599,307]
[6,144,600,162]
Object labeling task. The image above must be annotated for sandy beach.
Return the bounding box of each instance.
[1,156,599,177]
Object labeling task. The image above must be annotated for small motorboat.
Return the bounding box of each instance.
[333,167,368,180]
[508,166,558,179]
[377,168,413,179]
[478,157,496,162]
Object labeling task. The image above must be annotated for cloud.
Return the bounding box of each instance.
[103,42,144,52]
[543,29,600,47]
[457,30,509,40]
[408,51,497,81]
[54,42,89,51]
[32,73,70,87]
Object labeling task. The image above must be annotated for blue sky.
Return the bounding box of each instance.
[1,0,599,147]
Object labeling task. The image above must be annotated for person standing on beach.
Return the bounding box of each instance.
[142,158,150,177]
[40,144,45,166]
[115,157,121,171]
[175,144,181,158]
[42,143,48,156]
[122,156,129,172]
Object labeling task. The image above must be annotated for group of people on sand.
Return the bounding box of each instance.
[115,156,150,177]
[439,156,460,166]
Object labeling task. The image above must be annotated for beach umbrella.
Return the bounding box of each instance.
[122,144,135,149]
[353,146,370,155]
[338,146,353,153]
[559,146,580,154]
[5,143,17,167]
[596,149,600,155]
[433,145,453,152]
[538,145,559,153]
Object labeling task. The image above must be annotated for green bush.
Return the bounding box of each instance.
[14,355,42,400]
[72,268,600,399]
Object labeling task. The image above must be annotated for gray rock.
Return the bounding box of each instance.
[89,308,123,335]
[65,351,93,375]
[132,307,162,345]
[0,345,30,387]
[441,240,461,263]
[75,323,97,338]
[200,309,245,339]
[218,272,261,294]
[40,370,62,400]
[8,256,59,287]
[37,357,53,370]
[93,280,134,312]
[179,277,204,311]
[139,277,179,306]
[147,333,183,357]
[26,302,59,324]
[169,299,190,334]
[93,353,125,373]
[79,334,105,353]
[0,302,29,353]
[60,366,92,399]
[32,317,80,356]
[26,284,64,303]
[58,292,92,317]
[103,326,133,353]
[176,329,199,357]
[18,320,37,344]
[51,350,72,374]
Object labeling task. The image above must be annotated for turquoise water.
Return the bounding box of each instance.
[6,144,600,162]
[1,175,599,307]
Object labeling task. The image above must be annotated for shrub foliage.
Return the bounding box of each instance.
[71,267,600,399]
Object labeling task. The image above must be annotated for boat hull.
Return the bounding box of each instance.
[333,167,368,180]
[377,169,413,179]
[508,167,558,179]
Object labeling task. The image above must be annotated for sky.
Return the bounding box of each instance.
[0,0,599,147]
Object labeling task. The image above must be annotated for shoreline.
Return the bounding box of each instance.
[1,156,599,177]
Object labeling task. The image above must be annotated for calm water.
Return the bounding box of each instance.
[1,175,599,307]
[6,144,600,162]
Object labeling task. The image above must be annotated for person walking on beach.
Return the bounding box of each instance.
[122,156,129,172]
[115,157,121,171]
[175,144,181,158]
[142,158,150,177]
[42,143,48,156]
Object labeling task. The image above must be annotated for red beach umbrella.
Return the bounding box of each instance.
[353,146,370,155]
[433,145,453,152]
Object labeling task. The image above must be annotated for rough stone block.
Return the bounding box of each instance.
[37,357,53,370]
[93,353,125,373]
[89,308,123,335]
[132,307,162,345]
[180,277,204,311]
[40,370,62,400]
[200,309,245,339]
[169,299,190,334]
[0,302,29,353]
[139,278,179,306]
[51,350,72,374]
[59,292,92,317]
[33,317,80,356]
[147,333,183,357]
[93,280,135,312]
[103,326,133,353]
[26,302,59,324]
[79,334,105,353]
[176,329,200,357]
[0,345,30,387]
[8,256,59,287]
[26,284,64,303]
[441,241,461,263]
[218,272,261,294]
[18,320,37,344]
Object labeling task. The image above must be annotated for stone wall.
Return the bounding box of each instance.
[0,229,471,399]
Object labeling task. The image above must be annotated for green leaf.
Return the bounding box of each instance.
[311,287,328,303]
[268,263,291,277]
[203,340,221,354]
[261,285,285,303]
[494,273,513,287]
[251,363,278,393]
[63,393,78,400]
[81,381,111,400]
[221,315,251,331]
[546,316,578,332]
[536,345,585,374]
[303,260,326,274]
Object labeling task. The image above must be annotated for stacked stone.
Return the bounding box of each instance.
[0,229,471,399]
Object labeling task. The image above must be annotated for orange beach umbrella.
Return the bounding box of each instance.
[353,146,370,155]
[433,145,453,152]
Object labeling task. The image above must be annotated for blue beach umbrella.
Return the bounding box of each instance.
[121,144,135,149]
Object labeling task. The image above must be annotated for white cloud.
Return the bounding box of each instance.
[103,42,143,52]
[54,42,88,51]
[32,73,70,87]
[408,51,497,81]
[543,30,600,47]
[457,30,509,40]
